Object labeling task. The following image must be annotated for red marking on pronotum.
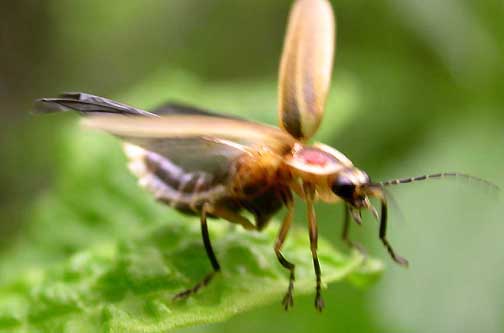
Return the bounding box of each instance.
[301,149,331,166]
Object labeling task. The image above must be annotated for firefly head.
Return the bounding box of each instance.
[329,167,388,226]
[330,167,375,208]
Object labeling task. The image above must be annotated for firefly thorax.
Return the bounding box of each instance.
[284,143,371,206]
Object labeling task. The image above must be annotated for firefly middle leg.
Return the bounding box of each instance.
[274,190,296,310]
[304,182,324,312]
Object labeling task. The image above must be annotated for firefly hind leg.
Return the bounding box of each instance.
[173,203,221,300]
[274,190,295,310]
[304,183,324,312]
[342,205,367,257]
[379,199,408,267]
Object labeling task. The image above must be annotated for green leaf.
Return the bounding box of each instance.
[0,75,381,332]
[0,221,382,333]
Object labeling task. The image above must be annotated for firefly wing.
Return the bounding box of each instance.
[82,114,295,157]
[84,113,296,210]
[35,93,239,119]
[35,93,255,174]
[35,92,158,117]
[278,0,335,141]
[36,93,295,208]
[36,92,294,169]
[150,101,241,120]
[142,102,256,174]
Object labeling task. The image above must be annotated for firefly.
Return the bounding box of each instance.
[35,0,496,311]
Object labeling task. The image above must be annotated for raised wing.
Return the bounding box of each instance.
[278,0,335,141]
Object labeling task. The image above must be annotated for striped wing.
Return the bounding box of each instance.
[278,0,335,141]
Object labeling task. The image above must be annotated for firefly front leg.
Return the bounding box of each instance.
[173,203,220,301]
[379,199,409,267]
[274,190,295,311]
[342,205,367,257]
[304,183,324,312]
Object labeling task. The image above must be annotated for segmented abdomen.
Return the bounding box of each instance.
[123,143,229,214]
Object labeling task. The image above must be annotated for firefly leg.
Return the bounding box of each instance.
[379,199,409,267]
[173,203,220,300]
[342,205,367,257]
[304,183,324,312]
[274,190,296,311]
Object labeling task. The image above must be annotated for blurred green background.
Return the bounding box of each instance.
[0,0,503,332]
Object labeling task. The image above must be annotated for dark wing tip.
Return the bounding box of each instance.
[32,92,158,117]
[33,92,88,114]
[33,97,68,114]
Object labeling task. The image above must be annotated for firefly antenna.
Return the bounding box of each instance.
[380,172,500,192]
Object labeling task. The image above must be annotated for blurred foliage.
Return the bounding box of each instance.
[0,0,503,332]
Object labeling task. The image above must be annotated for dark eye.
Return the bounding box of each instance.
[331,178,355,199]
